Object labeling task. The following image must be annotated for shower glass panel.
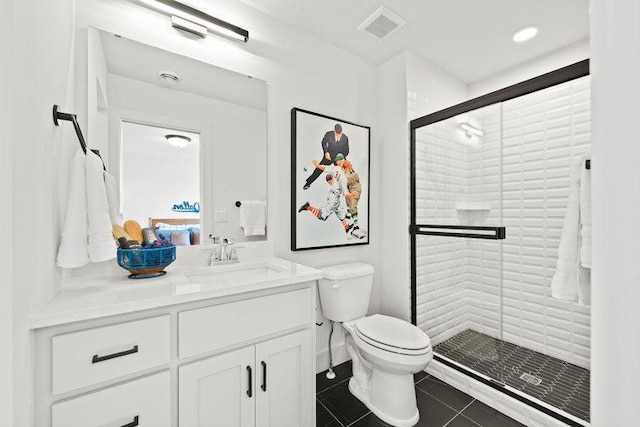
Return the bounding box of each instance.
[413,103,505,386]
[410,64,590,426]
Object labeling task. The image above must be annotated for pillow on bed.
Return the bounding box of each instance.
[171,229,191,246]
[190,228,200,245]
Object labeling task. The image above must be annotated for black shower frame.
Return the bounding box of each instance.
[409,59,590,427]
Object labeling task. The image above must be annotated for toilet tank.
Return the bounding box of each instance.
[318,263,375,322]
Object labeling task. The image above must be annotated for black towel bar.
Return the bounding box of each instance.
[52,104,87,154]
[53,104,106,170]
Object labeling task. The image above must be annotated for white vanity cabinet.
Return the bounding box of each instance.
[180,329,313,427]
[33,280,318,427]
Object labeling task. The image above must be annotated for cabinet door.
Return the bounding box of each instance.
[255,329,313,427]
[179,346,255,427]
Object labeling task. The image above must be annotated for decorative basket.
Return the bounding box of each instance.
[117,245,176,279]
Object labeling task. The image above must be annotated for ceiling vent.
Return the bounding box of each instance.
[357,6,406,40]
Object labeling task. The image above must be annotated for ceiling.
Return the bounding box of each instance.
[232,0,589,83]
[121,121,200,159]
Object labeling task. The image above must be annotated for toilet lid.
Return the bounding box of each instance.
[354,314,431,351]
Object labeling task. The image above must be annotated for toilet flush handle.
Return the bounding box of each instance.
[332,282,341,289]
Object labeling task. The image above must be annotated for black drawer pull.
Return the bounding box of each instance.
[121,415,139,427]
[261,361,267,391]
[246,365,253,397]
[92,345,139,364]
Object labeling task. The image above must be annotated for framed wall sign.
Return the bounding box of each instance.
[291,107,370,250]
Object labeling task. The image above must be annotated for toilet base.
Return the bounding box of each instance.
[348,370,419,427]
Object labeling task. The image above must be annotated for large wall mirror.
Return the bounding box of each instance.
[85,27,267,245]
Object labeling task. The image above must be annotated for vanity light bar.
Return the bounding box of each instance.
[171,15,207,38]
[136,0,249,43]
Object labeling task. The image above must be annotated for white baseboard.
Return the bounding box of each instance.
[316,343,350,374]
[427,360,589,427]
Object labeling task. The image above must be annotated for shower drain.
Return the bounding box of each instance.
[519,373,543,386]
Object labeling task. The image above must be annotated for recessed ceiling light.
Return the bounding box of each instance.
[513,26,538,43]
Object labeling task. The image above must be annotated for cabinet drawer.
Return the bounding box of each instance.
[179,288,311,359]
[52,315,170,395]
[52,371,170,427]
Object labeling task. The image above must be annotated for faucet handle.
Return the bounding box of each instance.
[225,238,235,245]
[228,246,239,260]
[209,234,221,244]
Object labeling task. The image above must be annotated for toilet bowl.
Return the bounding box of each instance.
[343,315,432,426]
[318,263,433,427]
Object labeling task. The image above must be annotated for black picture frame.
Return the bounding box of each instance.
[291,108,371,251]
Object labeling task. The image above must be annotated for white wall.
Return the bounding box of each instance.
[591,1,640,424]
[378,51,468,322]
[11,0,77,425]
[469,39,590,99]
[0,1,12,425]
[120,122,200,227]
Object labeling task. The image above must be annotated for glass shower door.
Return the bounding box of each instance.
[411,103,508,385]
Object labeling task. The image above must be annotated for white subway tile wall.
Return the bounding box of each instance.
[410,76,591,368]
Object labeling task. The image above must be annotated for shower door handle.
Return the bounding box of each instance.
[413,224,506,240]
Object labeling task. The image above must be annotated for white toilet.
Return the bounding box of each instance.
[318,263,432,427]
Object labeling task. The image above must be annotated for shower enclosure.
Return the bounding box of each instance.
[410,61,590,426]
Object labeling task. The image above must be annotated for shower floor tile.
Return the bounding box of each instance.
[434,329,590,422]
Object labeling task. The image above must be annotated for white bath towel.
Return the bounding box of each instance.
[239,201,266,236]
[56,150,90,268]
[86,150,116,262]
[104,172,123,227]
[551,156,591,304]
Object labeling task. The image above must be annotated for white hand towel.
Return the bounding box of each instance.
[104,171,123,227]
[579,159,592,268]
[86,150,116,262]
[551,156,591,304]
[239,201,266,236]
[56,150,90,268]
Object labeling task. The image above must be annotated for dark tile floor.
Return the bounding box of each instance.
[317,361,525,427]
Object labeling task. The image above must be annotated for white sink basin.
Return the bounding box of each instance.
[185,262,286,287]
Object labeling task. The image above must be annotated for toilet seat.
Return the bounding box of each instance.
[354,314,431,356]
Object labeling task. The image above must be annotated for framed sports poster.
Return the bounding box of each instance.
[291,107,370,250]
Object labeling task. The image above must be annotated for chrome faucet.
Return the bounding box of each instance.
[208,235,221,265]
[207,235,239,265]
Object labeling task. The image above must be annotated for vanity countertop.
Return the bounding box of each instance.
[29,257,323,330]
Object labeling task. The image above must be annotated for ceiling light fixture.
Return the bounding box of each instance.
[165,134,192,148]
[159,71,180,85]
[135,0,249,42]
[512,26,538,43]
[460,122,484,137]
